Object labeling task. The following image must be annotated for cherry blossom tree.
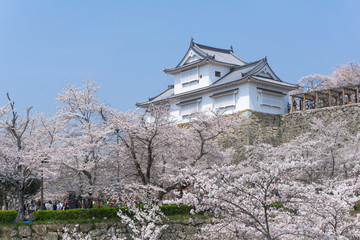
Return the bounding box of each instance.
[332,61,360,86]
[106,106,244,202]
[0,94,46,221]
[171,161,306,239]
[280,118,359,182]
[62,201,167,240]
[118,203,168,240]
[296,62,360,94]
[298,179,360,239]
[169,117,360,240]
[54,81,114,197]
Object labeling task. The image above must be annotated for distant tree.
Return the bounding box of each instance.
[296,62,360,93]
[332,62,360,86]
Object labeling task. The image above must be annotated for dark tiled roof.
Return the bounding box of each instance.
[194,42,232,54]
[210,88,239,98]
[136,85,174,107]
[176,97,202,106]
[193,42,246,66]
[148,85,174,101]
[257,87,286,95]
[166,39,247,72]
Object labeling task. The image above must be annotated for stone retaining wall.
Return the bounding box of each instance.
[0,218,210,240]
[280,104,360,143]
[243,110,282,146]
[226,110,282,162]
[239,104,360,147]
[230,105,360,162]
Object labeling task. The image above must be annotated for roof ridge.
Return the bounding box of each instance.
[229,51,247,65]
[242,58,267,76]
[194,42,232,54]
[231,59,264,72]
[244,57,283,82]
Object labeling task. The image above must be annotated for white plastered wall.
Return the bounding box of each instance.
[173,64,231,95]
[248,82,289,114]
[169,82,251,123]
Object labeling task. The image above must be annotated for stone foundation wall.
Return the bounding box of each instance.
[229,105,360,162]
[280,104,360,143]
[229,110,282,162]
[0,218,210,240]
[243,110,282,146]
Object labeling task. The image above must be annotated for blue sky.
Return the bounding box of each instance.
[0,0,359,114]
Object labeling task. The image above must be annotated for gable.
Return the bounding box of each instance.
[257,71,274,79]
[254,64,280,80]
[179,49,203,66]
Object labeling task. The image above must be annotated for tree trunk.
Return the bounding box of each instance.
[331,149,335,177]
[16,191,25,222]
[4,196,8,210]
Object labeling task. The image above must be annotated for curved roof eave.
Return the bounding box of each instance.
[173,40,246,70]
[242,58,267,76]
[164,58,207,74]
[138,75,298,108]
[148,85,174,101]
[250,76,299,90]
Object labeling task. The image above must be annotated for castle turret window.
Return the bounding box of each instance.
[257,88,285,108]
[181,68,198,84]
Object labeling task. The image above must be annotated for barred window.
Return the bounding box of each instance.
[181,68,198,84]
[214,94,235,109]
[181,102,198,116]
[261,93,282,107]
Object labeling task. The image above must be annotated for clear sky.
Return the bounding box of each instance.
[0,0,359,114]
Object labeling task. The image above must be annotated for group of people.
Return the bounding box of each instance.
[292,99,316,111]
[1,193,127,214]
[18,194,116,215]
[292,95,357,112]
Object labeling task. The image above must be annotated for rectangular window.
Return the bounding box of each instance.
[214,94,235,109]
[181,102,198,116]
[261,93,282,107]
[181,68,198,84]
[215,71,221,77]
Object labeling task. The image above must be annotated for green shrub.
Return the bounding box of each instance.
[354,203,360,212]
[34,208,127,221]
[160,204,195,215]
[268,203,297,214]
[0,210,17,224]
[32,205,198,221]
